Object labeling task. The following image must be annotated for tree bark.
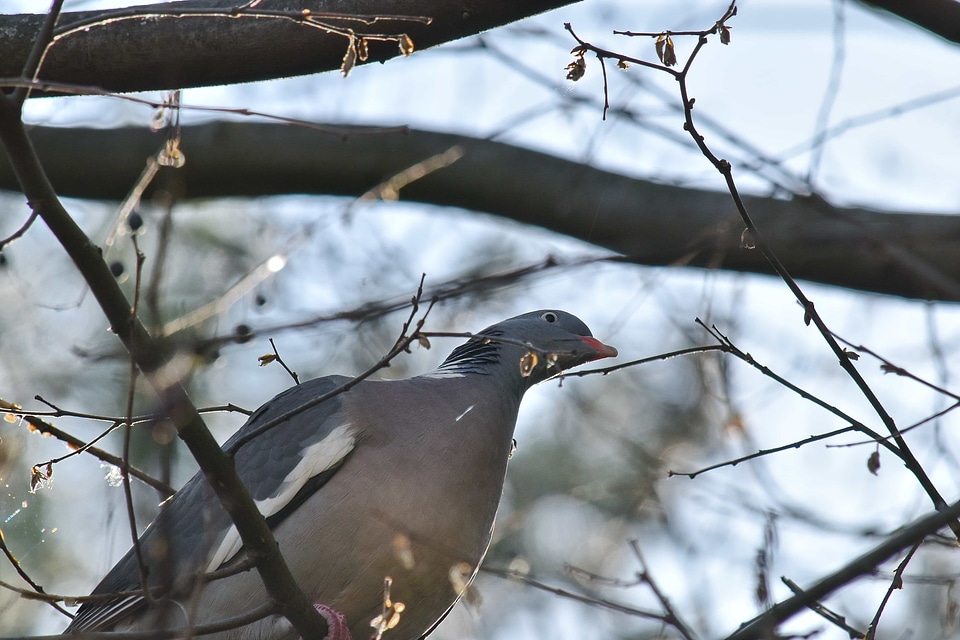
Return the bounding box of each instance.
[3,122,959,302]
[0,0,578,95]
[859,0,960,44]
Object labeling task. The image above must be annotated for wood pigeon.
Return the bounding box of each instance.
[65,310,617,639]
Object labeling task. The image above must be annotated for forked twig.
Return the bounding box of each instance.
[564,0,960,540]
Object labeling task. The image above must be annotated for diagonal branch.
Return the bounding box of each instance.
[0,84,327,640]
[725,497,960,640]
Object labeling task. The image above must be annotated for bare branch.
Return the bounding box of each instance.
[832,333,960,401]
[0,54,328,640]
[0,602,275,640]
[564,2,960,540]
[10,0,65,105]
[0,0,579,95]
[228,281,435,452]
[6,123,960,302]
[781,577,866,638]
[266,338,300,385]
[0,210,37,251]
[482,565,672,624]
[26,417,174,497]
[628,540,698,640]
[726,498,960,639]
[865,543,920,639]
[0,529,72,619]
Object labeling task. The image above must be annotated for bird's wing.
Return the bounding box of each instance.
[67,375,358,632]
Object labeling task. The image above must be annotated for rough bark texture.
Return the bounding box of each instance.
[3,122,959,302]
[0,0,577,94]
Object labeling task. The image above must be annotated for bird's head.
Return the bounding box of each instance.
[436,309,617,387]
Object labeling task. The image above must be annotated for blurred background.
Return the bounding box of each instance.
[2,1,960,638]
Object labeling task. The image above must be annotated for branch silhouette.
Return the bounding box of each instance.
[0,0,579,94]
[0,10,328,636]
[3,123,960,302]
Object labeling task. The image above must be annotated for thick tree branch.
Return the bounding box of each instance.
[0,106,327,637]
[2,122,959,303]
[0,0,577,95]
[858,0,960,45]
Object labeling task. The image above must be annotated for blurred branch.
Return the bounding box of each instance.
[198,256,600,350]
[1,603,275,640]
[120,234,152,607]
[724,498,960,639]
[4,123,960,302]
[0,529,72,619]
[482,565,673,624]
[806,0,846,186]
[157,144,462,339]
[0,0,579,95]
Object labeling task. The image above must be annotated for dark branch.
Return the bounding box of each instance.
[24,415,175,497]
[725,498,960,639]
[0,0,579,95]
[0,88,327,640]
[858,0,960,45]
[2,123,960,302]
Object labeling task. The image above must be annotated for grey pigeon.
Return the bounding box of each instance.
[65,310,617,640]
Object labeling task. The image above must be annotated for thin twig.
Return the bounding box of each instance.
[694,319,902,460]
[566,2,960,538]
[13,396,250,424]
[0,602,276,640]
[725,498,960,640]
[268,338,300,384]
[562,344,729,378]
[0,54,329,640]
[629,540,699,640]
[0,77,409,138]
[25,414,173,496]
[122,234,152,606]
[781,577,865,638]
[865,543,920,639]
[0,210,38,251]
[12,0,65,105]
[482,565,671,623]
[668,424,862,479]
[228,279,434,452]
[832,333,960,401]
[0,529,73,619]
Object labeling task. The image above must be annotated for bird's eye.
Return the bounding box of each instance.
[540,311,559,324]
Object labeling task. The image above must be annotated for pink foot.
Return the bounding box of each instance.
[313,603,352,640]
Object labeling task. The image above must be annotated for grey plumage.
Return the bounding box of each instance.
[66,310,616,640]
